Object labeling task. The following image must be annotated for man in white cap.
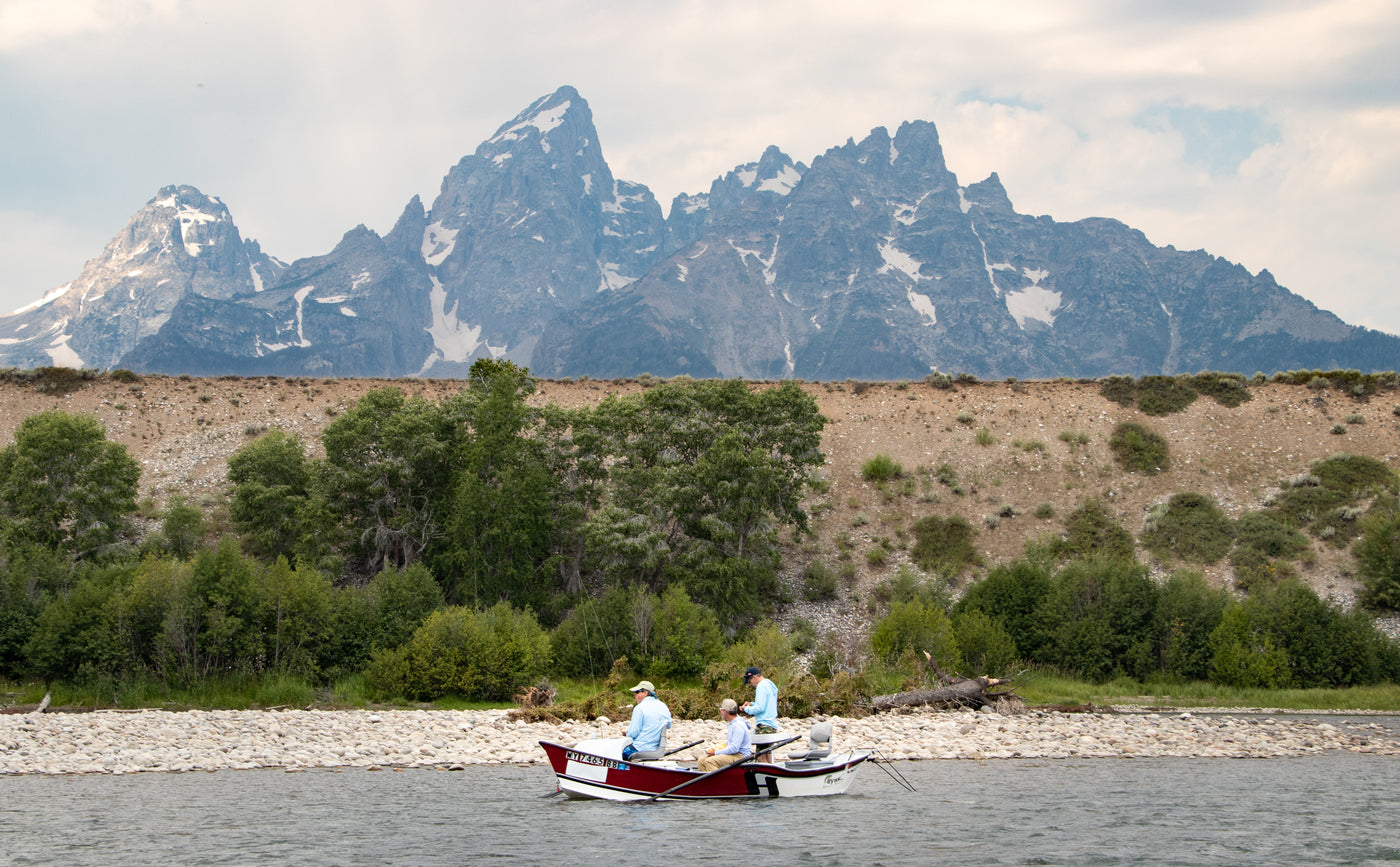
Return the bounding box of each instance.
[697,698,754,772]
[622,680,672,760]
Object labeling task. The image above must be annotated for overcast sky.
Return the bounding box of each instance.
[3,0,1398,335]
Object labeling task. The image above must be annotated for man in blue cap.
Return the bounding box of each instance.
[740,666,778,763]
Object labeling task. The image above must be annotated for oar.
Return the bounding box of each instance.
[646,735,800,801]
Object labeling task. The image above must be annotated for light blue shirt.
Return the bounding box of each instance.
[745,677,778,729]
[625,695,672,752]
[718,715,754,758]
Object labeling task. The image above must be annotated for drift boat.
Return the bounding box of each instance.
[539,724,870,801]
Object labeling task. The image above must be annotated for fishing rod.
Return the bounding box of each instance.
[865,748,917,792]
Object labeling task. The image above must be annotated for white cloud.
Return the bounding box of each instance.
[0,0,1396,336]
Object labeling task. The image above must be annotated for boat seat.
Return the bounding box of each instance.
[629,727,669,761]
[785,721,833,761]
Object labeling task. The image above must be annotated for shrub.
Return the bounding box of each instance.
[1229,546,1297,593]
[1033,503,1056,520]
[1136,375,1198,416]
[1035,557,1159,682]
[1188,372,1252,408]
[955,411,974,425]
[1356,507,1400,611]
[1233,512,1309,558]
[1154,570,1229,680]
[802,561,839,601]
[1051,499,1135,562]
[909,515,980,577]
[650,585,724,678]
[954,609,1019,676]
[1099,376,1137,408]
[974,428,994,446]
[1058,430,1090,449]
[953,560,1053,659]
[1140,492,1234,564]
[871,600,959,667]
[861,454,903,482]
[367,602,550,701]
[1108,421,1171,475]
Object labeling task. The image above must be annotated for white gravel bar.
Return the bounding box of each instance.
[3,707,1398,776]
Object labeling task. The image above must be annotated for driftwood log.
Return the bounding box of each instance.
[872,653,1020,712]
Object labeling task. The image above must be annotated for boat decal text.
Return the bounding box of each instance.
[565,750,628,770]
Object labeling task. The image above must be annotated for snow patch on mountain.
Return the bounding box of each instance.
[11,284,70,316]
[293,286,314,347]
[909,289,937,324]
[878,239,924,281]
[44,320,84,366]
[598,262,632,291]
[175,205,219,257]
[422,222,458,266]
[421,275,484,372]
[491,99,571,152]
[1004,268,1061,329]
[757,164,802,195]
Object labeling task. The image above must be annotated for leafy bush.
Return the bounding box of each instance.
[366,602,551,701]
[909,514,980,577]
[1187,372,1252,408]
[1050,500,1135,562]
[649,584,724,678]
[871,600,959,667]
[1136,376,1198,416]
[1233,512,1309,559]
[1108,421,1171,475]
[861,454,903,482]
[1229,546,1298,593]
[953,560,1053,660]
[550,585,641,678]
[1141,493,1234,564]
[802,560,839,601]
[954,609,1019,676]
[1356,506,1400,611]
[1154,570,1229,680]
[1099,376,1137,408]
[1034,557,1158,682]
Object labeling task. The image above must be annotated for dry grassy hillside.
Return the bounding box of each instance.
[3,374,1398,632]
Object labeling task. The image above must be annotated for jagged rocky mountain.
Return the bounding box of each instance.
[4,86,1397,379]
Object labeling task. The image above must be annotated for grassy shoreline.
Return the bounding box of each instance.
[7,674,1400,715]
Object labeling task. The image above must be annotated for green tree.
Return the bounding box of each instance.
[155,496,206,560]
[261,557,332,674]
[442,361,556,608]
[320,389,457,574]
[227,430,312,561]
[1153,570,1229,680]
[0,411,140,561]
[650,584,724,678]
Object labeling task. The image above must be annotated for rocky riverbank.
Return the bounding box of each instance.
[2,708,1397,775]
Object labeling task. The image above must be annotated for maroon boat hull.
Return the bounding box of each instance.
[539,740,869,800]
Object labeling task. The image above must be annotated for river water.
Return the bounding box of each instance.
[3,750,1398,865]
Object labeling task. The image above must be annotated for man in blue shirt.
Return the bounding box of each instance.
[698,698,753,772]
[740,666,778,763]
[622,680,672,760]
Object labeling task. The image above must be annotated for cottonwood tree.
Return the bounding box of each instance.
[0,410,140,562]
